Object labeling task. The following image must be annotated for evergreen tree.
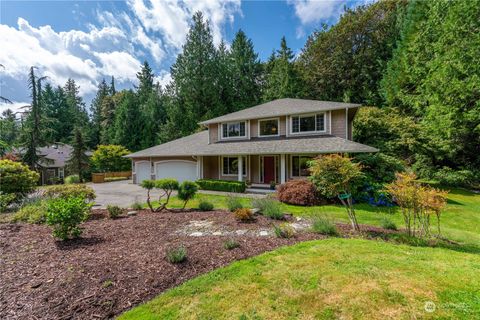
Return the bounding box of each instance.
[110,76,116,95]
[262,37,303,101]
[66,127,90,182]
[64,78,89,133]
[0,109,19,146]
[136,61,154,104]
[216,40,235,113]
[229,30,262,111]
[90,79,109,148]
[100,94,118,144]
[113,90,142,150]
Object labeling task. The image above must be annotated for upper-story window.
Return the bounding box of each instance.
[259,118,279,137]
[291,113,325,134]
[222,121,246,139]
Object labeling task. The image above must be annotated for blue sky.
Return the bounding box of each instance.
[0,0,367,112]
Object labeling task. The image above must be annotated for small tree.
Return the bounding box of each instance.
[0,159,39,205]
[309,154,363,231]
[178,181,198,210]
[91,145,131,172]
[66,127,90,182]
[141,178,179,212]
[45,196,91,240]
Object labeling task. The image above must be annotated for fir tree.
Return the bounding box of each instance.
[66,127,90,182]
[90,79,109,148]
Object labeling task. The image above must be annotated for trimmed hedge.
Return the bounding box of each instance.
[196,179,246,193]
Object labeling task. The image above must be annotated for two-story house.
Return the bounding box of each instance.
[126,98,378,187]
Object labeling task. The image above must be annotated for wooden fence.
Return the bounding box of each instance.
[92,171,132,183]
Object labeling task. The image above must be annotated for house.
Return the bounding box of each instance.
[126,98,378,187]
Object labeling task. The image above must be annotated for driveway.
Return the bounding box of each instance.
[88,180,156,208]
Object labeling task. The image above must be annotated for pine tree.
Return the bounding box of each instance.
[0,109,19,146]
[64,78,89,132]
[136,61,154,104]
[110,76,116,95]
[229,30,262,111]
[113,90,142,150]
[66,127,90,182]
[216,40,235,113]
[90,79,109,148]
[100,94,118,144]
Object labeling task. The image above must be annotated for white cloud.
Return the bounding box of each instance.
[288,0,345,25]
[0,101,30,117]
[93,51,142,81]
[154,70,172,88]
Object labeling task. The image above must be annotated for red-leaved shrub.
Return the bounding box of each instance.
[277,180,319,206]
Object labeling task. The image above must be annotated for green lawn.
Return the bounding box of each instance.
[165,188,480,248]
[119,239,480,320]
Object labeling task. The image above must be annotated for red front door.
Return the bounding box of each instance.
[263,156,275,183]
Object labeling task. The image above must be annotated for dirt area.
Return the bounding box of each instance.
[1,209,327,319]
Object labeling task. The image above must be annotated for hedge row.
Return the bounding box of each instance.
[196,179,246,193]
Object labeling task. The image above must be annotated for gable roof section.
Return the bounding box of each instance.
[125,131,378,158]
[199,98,361,125]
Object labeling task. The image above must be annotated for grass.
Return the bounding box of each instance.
[119,238,480,320]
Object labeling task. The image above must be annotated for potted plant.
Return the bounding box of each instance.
[269,180,276,190]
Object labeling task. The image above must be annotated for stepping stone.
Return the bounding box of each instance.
[259,231,269,236]
[236,229,247,235]
[127,211,137,216]
[212,231,222,236]
[189,232,203,237]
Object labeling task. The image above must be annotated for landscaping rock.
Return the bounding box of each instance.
[127,211,137,216]
[212,231,222,236]
[259,231,269,236]
[236,229,247,235]
[189,232,204,237]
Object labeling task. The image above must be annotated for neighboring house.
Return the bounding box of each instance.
[126,98,378,187]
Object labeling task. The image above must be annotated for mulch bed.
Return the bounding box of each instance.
[0,209,329,320]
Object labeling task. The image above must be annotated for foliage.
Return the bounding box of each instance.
[252,198,284,220]
[0,159,39,202]
[386,172,448,238]
[166,245,187,264]
[276,180,319,206]
[298,0,406,105]
[141,179,179,212]
[107,205,123,219]
[196,179,246,193]
[66,127,90,182]
[45,196,91,240]
[353,152,405,185]
[234,208,254,222]
[380,216,398,231]
[177,181,198,210]
[113,90,143,151]
[0,192,17,212]
[91,145,131,172]
[131,202,143,210]
[273,223,295,238]
[12,200,48,224]
[64,175,80,184]
[311,216,338,236]
[223,238,240,250]
[382,0,480,174]
[309,154,363,231]
[433,168,477,188]
[226,195,244,212]
[42,184,96,202]
[198,200,214,211]
[354,183,395,207]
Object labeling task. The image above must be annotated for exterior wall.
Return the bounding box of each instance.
[202,156,219,180]
[330,109,347,138]
[250,119,258,138]
[250,155,260,183]
[209,124,219,144]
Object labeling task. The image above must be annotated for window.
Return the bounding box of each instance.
[259,118,279,136]
[222,122,246,138]
[291,155,313,177]
[222,156,247,175]
[291,113,326,134]
[58,168,64,179]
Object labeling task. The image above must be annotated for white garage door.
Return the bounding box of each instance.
[155,161,197,183]
[135,161,151,184]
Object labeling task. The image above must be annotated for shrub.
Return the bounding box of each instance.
[178,181,198,209]
[196,179,246,193]
[223,238,240,250]
[42,184,96,202]
[131,202,143,210]
[0,159,39,202]
[253,198,284,220]
[166,245,187,263]
[312,216,338,236]
[273,223,295,238]
[234,208,254,222]
[64,175,80,184]
[90,145,131,172]
[433,167,477,188]
[277,180,319,206]
[226,195,244,212]
[141,179,179,212]
[45,197,91,240]
[381,216,398,231]
[0,192,16,212]
[353,153,405,184]
[13,201,48,224]
[107,205,123,219]
[198,200,214,211]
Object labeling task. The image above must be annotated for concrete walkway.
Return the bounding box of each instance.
[89,180,265,208]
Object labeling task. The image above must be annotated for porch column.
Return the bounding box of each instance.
[196,156,203,179]
[238,155,243,182]
[280,154,286,184]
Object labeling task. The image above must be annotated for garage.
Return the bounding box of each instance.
[135,161,151,184]
[155,160,197,183]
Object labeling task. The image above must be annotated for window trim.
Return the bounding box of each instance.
[289,112,326,135]
[220,121,247,140]
[290,155,314,177]
[221,156,247,177]
[257,117,280,137]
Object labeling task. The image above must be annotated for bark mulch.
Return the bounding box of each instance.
[0,209,326,320]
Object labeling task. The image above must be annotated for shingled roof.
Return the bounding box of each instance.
[199,98,361,125]
[125,131,378,158]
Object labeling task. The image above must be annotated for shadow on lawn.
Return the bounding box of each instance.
[56,236,105,250]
